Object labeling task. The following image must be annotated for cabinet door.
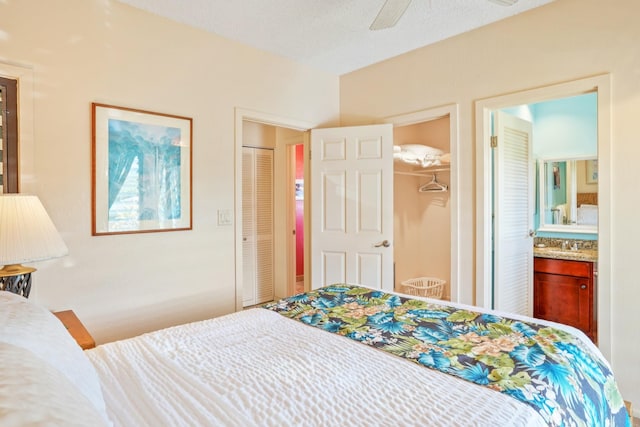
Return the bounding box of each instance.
[534,272,592,336]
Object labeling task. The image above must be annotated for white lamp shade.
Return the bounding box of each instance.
[0,195,68,266]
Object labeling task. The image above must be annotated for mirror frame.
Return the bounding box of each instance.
[537,156,597,234]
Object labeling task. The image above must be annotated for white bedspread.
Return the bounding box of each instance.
[87,308,547,427]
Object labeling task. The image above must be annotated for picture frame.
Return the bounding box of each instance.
[552,162,561,189]
[91,103,192,235]
[585,159,598,184]
[295,179,304,201]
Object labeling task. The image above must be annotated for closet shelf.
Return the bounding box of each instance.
[394,166,450,177]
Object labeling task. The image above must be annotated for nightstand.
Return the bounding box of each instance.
[53,310,96,350]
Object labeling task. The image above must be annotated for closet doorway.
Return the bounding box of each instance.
[393,118,451,299]
[241,121,275,307]
[237,113,310,309]
[384,105,460,302]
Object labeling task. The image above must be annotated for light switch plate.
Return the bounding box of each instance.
[217,209,233,226]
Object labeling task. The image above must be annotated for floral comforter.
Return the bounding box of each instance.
[264,284,630,427]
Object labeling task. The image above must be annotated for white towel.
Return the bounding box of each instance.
[553,204,566,224]
[393,144,445,168]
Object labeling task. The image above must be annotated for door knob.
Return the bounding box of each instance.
[374,240,390,248]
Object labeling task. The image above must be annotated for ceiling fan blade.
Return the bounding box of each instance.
[369,0,412,31]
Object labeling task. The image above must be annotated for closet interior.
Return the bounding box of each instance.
[393,117,452,299]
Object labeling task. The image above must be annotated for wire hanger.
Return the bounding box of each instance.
[418,173,448,192]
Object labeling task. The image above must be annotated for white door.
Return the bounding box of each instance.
[310,124,394,291]
[242,147,274,306]
[242,148,256,306]
[493,111,534,315]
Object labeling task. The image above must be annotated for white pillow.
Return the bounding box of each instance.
[0,291,112,426]
[397,144,444,158]
[394,144,446,168]
[0,342,111,427]
[577,205,598,225]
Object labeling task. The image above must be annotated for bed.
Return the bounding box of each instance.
[0,285,630,427]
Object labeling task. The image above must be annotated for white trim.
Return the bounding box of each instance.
[234,108,317,311]
[285,143,297,297]
[475,74,612,361]
[277,130,305,298]
[382,104,461,303]
[0,61,35,192]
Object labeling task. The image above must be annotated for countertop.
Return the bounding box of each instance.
[533,246,598,262]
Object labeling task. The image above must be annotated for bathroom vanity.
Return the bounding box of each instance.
[533,243,597,343]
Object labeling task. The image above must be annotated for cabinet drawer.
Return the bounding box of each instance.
[534,257,592,278]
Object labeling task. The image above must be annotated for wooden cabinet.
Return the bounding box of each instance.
[533,257,596,343]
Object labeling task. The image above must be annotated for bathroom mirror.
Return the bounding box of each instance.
[538,157,598,233]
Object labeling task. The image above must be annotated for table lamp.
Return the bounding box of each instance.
[0,194,68,297]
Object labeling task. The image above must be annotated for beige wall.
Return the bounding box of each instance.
[242,122,276,149]
[341,0,640,411]
[394,118,451,298]
[1,0,339,343]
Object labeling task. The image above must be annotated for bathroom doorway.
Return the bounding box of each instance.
[475,75,612,359]
[288,143,305,294]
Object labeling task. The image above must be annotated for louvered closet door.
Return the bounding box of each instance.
[254,149,274,303]
[242,148,257,307]
[242,147,274,307]
[493,111,534,316]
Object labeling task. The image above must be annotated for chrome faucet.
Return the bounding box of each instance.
[571,241,579,251]
[561,240,569,250]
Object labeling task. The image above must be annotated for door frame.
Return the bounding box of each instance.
[382,104,461,302]
[234,108,317,311]
[475,75,612,360]
[285,139,305,296]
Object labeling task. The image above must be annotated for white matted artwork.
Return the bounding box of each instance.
[92,103,192,235]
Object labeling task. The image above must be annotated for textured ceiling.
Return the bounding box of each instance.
[116,0,555,75]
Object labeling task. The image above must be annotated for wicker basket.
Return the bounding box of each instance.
[400,277,445,299]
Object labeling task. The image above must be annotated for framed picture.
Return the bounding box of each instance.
[295,179,304,201]
[552,163,561,189]
[91,103,192,235]
[586,159,598,184]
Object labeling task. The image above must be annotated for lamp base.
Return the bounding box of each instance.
[0,264,36,298]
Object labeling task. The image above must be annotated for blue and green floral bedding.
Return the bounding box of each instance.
[264,284,630,427]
